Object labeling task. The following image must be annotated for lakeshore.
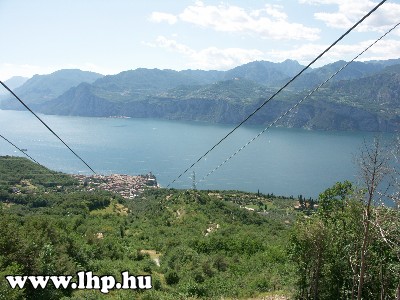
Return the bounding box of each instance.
[72,172,158,199]
[1,109,394,198]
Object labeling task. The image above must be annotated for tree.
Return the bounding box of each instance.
[356,137,392,300]
[365,136,400,300]
[290,136,400,300]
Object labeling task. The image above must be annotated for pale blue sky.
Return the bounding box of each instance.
[1,0,399,80]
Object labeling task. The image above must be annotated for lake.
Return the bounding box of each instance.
[0,109,394,198]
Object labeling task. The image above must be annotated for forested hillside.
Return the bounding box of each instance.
[1,143,399,299]
[0,156,298,299]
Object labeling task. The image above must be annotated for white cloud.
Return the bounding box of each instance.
[145,30,400,70]
[153,36,194,56]
[151,2,320,41]
[266,38,400,66]
[264,4,288,20]
[356,39,400,61]
[144,36,264,70]
[300,0,400,32]
[149,12,177,25]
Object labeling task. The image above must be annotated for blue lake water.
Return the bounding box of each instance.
[0,109,394,198]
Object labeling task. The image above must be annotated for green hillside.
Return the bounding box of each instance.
[0,151,399,299]
[0,156,298,299]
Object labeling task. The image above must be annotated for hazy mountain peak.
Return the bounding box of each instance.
[0,69,103,108]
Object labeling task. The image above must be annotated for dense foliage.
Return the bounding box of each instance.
[290,137,400,300]
[290,182,399,299]
[1,151,398,299]
[0,156,297,299]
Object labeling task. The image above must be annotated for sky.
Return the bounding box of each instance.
[1,0,400,80]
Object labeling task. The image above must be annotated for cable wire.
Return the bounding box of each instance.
[0,81,96,174]
[198,21,400,184]
[167,0,388,187]
[0,133,41,165]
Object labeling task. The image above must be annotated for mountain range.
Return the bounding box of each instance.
[0,69,102,109]
[0,76,29,97]
[1,59,400,132]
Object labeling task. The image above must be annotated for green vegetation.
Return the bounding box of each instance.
[0,156,298,299]
[1,147,399,299]
[290,138,400,300]
[159,79,275,105]
[291,182,399,299]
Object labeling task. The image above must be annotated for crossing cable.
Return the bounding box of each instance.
[0,81,97,174]
[0,133,41,165]
[197,21,400,185]
[166,0,388,187]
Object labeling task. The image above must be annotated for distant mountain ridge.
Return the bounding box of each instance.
[1,69,103,110]
[1,59,400,132]
[0,76,29,98]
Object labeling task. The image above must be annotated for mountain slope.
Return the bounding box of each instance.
[325,65,400,119]
[0,76,29,102]
[223,59,304,86]
[286,60,386,91]
[0,69,103,110]
[3,59,400,132]
[0,76,29,95]
[0,156,296,299]
[38,63,400,132]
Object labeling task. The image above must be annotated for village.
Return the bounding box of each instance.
[72,172,158,199]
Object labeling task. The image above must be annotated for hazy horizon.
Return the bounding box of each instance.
[1,1,400,80]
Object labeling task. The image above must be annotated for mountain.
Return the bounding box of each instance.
[159,78,274,104]
[2,76,29,90]
[177,69,225,84]
[39,63,400,132]
[0,69,103,110]
[39,82,121,117]
[80,61,302,103]
[326,65,400,120]
[367,58,400,67]
[0,76,29,99]
[223,59,304,86]
[272,64,400,132]
[3,59,400,132]
[286,60,387,91]
[87,68,212,103]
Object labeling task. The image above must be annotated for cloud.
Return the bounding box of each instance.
[266,38,400,66]
[149,12,177,25]
[144,36,264,70]
[145,30,400,70]
[299,0,400,32]
[151,2,320,41]
[355,39,400,61]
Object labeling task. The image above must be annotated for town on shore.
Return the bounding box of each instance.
[72,172,158,199]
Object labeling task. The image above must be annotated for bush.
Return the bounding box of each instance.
[165,270,179,285]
